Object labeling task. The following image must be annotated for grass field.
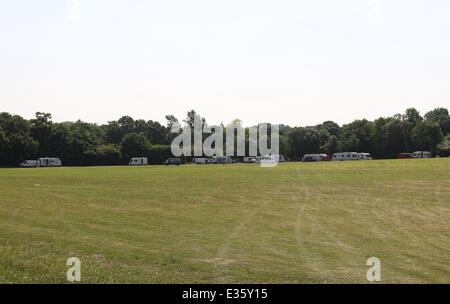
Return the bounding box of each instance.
[0,159,449,283]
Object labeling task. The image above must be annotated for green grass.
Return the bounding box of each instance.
[0,159,449,283]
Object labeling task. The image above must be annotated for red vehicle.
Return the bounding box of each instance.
[397,153,412,159]
[319,154,331,161]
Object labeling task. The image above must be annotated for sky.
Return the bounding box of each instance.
[0,0,449,127]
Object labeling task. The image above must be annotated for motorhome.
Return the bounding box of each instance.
[129,157,148,166]
[20,160,38,167]
[412,151,432,158]
[332,152,359,161]
[37,157,62,167]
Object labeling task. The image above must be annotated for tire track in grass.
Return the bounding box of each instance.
[213,169,286,282]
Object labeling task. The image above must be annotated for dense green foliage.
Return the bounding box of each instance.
[0,107,449,166]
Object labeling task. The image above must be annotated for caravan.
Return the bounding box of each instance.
[412,151,432,158]
[129,157,148,166]
[37,158,62,167]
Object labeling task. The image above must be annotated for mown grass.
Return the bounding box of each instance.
[0,159,449,283]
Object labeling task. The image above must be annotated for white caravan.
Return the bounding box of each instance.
[193,157,208,164]
[358,153,373,160]
[412,151,432,158]
[20,160,38,167]
[332,152,359,161]
[37,157,62,167]
[129,157,148,166]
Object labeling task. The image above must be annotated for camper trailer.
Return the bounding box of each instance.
[37,158,62,167]
[129,157,148,166]
[332,152,359,161]
[20,160,38,167]
[358,153,373,160]
[412,151,432,158]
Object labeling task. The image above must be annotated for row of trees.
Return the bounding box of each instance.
[0,107,449,166]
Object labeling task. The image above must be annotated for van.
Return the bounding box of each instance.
[129,157,148,166]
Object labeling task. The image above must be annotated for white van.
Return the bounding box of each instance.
[129,157,148,166]
[193,157,208,164]
[37,158,62,167]
[412,151,432,158]
[332,152,359,161]
[20,160,38,167]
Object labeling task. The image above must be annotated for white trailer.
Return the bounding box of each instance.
[412,151,432,158]
[332,152,359,161]
[358,153,373,160]
[129,157,148,166]
[37,157,62,167]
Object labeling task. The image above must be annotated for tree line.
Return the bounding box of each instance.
[0,107,449,166]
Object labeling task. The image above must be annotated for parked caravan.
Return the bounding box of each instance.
[129,157,148,166]
[412,151,432,158]
[332,152,359,161]
[193,157,208,164]
[358,153,373,160]
[37,157,62,167]
[243,157,256,163]
[20,160,38,167]
[165,158,181,166]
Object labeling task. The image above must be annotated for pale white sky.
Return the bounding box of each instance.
[0,0,449,126]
